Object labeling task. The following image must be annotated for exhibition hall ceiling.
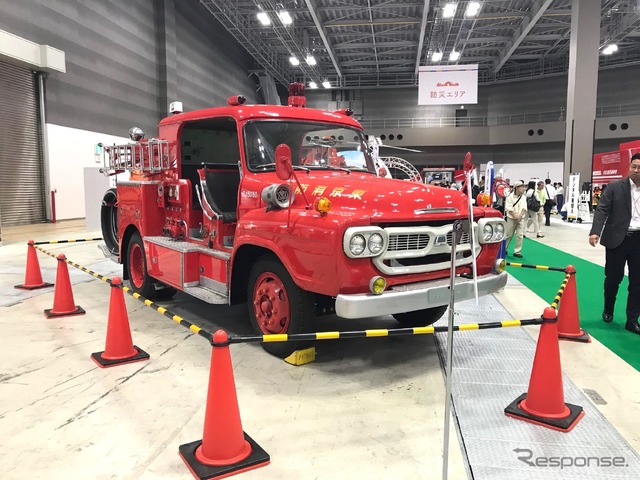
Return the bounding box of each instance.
[200,0,640,88]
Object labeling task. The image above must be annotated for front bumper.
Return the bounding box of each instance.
[334,271,508,319]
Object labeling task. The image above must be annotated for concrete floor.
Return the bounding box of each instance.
[0,216,638,479]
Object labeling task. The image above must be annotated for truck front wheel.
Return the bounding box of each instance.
[392,305,448,327]
[247,255,314,358]
[126,233,156,299]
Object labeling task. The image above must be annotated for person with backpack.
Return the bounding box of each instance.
[525,181,544,238]
[504,180,528,258]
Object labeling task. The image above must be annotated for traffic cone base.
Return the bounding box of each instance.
[559,329,591,343]
[505,393,585,432]
[15,281,54,291]
[44,305,86,318]
[90,346,150,368]
[179,434,270,480]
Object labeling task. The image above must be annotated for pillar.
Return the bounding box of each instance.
[563,0,600,186]
[156,0,178,120]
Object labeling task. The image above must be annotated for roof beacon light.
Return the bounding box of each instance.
[169,101,183,115]
[333,108,353,117]
[288,82,306,108]
[227,95,246,106]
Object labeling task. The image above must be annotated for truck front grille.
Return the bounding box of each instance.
[374,224,478,275]
[387,233,430,251]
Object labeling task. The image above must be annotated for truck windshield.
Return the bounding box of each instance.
[244,121,375,173]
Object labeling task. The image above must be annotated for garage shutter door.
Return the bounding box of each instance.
[0,60,45,226]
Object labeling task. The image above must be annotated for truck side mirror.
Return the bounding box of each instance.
[275,143,293,181]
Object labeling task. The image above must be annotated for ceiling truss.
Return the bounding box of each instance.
[200,0,640,89]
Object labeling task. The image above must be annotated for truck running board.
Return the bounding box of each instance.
[98,244,119,263]
[183,285,228,304]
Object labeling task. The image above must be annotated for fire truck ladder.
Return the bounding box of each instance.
[102,139,171,173]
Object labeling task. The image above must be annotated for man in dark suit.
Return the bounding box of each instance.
[589,153,640,335]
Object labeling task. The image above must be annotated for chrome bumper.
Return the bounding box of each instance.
[334,271,508,319]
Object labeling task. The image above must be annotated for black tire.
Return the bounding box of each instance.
[392,305,448,327]
[247,255,315,358]
[101,188,118,255]
[126,232,156,299]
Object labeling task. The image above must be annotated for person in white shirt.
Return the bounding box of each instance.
[525,181,545,238]
[504,180,528,258]
[543,179,556,226]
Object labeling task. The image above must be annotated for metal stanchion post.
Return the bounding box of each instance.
[442,219,467,480]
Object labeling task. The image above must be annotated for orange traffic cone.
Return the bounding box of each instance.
[505,306,585,432]
[179,330,270,479]
[44,254,85,318]
[15,240,54,290]
[91,277,149,368]
[557,265,590,342]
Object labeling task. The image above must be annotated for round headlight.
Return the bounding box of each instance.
[349,235,366,256]
[494,222,505,240]
[368,233,384,254]
[482,223,493,242]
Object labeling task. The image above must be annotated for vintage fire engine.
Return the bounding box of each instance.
[100,84,507,357]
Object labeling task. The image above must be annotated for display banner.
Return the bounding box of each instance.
[567,174,580,220]
[418,64,478,105]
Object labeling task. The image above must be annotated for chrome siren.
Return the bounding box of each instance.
[261,184,294,210]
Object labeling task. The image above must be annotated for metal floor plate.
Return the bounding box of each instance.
[434,294,640,479]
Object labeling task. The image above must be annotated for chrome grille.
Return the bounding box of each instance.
[388,233,430,251]
[446,231,470,246]
[373,223,478,276]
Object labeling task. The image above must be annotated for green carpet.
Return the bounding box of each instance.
[505,239,639,372]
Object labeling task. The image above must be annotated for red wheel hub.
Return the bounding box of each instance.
[253,272,290,335]
[129,243,145,288]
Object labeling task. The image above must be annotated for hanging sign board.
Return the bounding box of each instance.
[418,64,479,105]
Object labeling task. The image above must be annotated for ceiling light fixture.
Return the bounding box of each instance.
[289,56,300,66]
[449,50,460,61]
[306,55,317,66]
[322,80,331,89]
[256,12,271,26]
[278,10,293,25]
[443,3,457,18]
[466,1,481,17]
[309,81,318,89]
[432,51,443,62]
[602,44,618,55]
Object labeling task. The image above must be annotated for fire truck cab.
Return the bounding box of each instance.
[100,85,508,357]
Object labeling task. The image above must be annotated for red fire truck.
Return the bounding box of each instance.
[100,84,507,357]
